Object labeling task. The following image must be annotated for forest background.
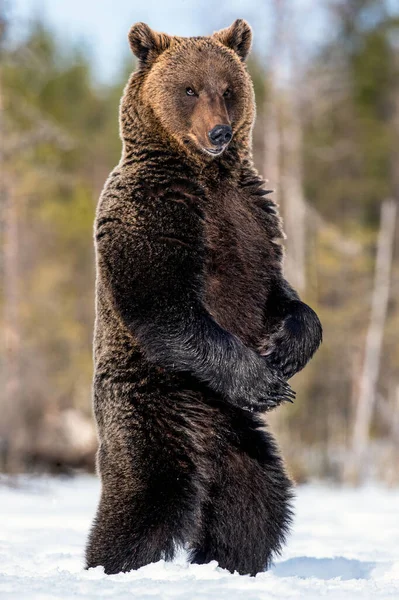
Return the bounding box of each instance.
[1,0,399,484]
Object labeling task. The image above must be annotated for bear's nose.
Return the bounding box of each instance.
[208,124,233,146]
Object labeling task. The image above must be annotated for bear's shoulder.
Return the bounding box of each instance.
[95,167,206,250]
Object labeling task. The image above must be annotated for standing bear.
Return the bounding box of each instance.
[86,19,322,576]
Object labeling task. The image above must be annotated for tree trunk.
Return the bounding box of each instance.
[281,73,306,293]
[263,0,285,205]
[0,71,23,471]
[345,199,397,483]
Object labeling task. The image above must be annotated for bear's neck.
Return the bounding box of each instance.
[119,75,254,185]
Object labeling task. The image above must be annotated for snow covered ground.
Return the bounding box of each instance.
[0,476,398,600]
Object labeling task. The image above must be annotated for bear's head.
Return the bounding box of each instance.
[123,19,255,160]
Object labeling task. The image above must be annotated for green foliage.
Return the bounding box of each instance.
[283,0,399,479]
[2,22,124,420]
[1,3,398,478]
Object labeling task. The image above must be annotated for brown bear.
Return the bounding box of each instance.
[85,19,322,576]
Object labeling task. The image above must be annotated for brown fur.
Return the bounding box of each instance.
[86,19,322,577]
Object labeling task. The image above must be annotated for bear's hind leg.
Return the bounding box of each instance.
[86,442,202,575]
[189,426,293,576]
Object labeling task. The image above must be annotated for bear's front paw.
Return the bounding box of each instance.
[259,301,323,380]
[261,338,298,381]
[246,371,295,413]
[227,363,295,413]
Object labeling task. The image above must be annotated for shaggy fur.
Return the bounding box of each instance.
[85,19,322,576]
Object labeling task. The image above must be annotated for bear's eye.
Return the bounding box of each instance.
[186,87,196,97]
[223,88,231,98]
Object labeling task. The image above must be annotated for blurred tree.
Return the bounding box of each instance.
[0,20,125,471]
[304,0,399,226]
[276,0,399,481]
[1,3,399,482]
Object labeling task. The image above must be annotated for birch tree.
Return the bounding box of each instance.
[346,199,397,483]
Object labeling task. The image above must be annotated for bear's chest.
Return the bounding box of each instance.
[202,186,272,348]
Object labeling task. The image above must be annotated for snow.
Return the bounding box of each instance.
[1,476,399,600]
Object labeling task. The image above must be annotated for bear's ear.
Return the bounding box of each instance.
[212,19,252,62]
[128,23,172,66]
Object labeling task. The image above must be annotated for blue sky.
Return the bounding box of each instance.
[10,0,331,82]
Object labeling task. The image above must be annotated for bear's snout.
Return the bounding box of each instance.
[208,124,233,147]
